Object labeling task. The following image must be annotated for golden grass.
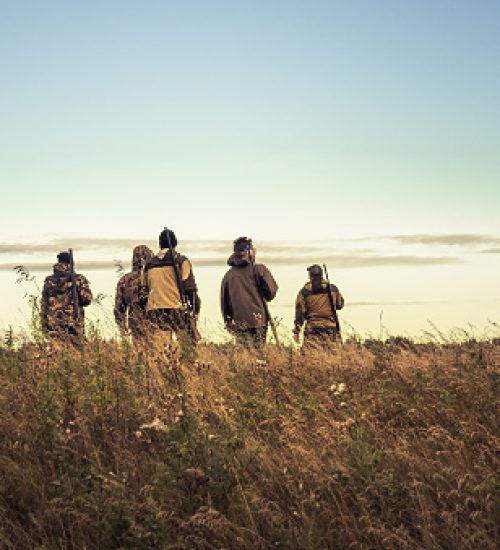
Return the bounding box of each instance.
[0,335,498,548]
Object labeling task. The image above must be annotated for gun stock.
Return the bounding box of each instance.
[250,257,280,347]
[323,263,341,340]
[164,228,201,342]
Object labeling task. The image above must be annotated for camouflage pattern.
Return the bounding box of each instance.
[114,245,153,337]
[41,262,93,340]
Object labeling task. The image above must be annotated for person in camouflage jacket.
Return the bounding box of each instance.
[114,245,154,339]
[41,251,93,342]
[293,264,344,350]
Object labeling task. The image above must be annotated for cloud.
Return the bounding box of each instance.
[387,234,500,247]
[275,299,449,308]
[3,261,121,272]
[0,238,340,257]
[0,253,461,272]
[2,233,499,258]
[0,238,157,255]
[348,300,448,306]
[258,254,460,268]
[0,235,465,271]
[480,248,500,254]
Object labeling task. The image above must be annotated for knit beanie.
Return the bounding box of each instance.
[57,251,71,264]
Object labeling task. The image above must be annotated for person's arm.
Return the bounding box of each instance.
[293,290,306,340]
[40,279,49,331]
[114,279,127,331]
[139,267,149,308]
[76,275,92,307]
[256,264,278,301]
[220,276,233,328]
[181,258,201,315]
[331,285,344,310]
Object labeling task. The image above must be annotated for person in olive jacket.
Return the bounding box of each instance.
[293,264,344,350]
[221,237,278,346]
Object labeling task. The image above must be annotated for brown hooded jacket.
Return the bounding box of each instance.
[220,253,278,330]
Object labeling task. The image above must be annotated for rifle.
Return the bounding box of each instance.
[323,263,341,341]
[250,256,280,347]
[164,228,201,342]
[68,249,79,321]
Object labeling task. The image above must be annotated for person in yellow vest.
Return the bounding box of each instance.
[293,264,344,351]
[141,228,200,358]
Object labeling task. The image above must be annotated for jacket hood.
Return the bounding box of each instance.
[227,253,250,267]
[53,262,70,274]
[305,278,327,289]
[132,245,154,271]
[157,248,173,260]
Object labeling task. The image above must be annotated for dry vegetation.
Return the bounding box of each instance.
[0,332,499,549]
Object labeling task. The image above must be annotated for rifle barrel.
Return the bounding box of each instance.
[323,263,341,339]
[250,258,280,347]
[69,248,79,321]
[164,228,200,341]
[164,230,187,309]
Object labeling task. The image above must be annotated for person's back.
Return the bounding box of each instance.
[294,264,344,349]
[221,237,278,345]
[114,245,153,338]
[143,250,192,312]
[41,251,93,342]
[141,228,200,355]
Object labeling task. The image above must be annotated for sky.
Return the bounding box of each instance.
[1,0,499,240]
[0,1,499,338]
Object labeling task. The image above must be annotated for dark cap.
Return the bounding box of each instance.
[159,228,178,249]
[307,264,323,277]
[57,251,71,264]
[233,237,253,253]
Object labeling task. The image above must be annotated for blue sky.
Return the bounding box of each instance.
[1,0,499,240]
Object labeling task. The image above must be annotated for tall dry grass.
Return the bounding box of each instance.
[0,333,498,549]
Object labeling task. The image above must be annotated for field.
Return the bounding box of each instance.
[0,333,499,549]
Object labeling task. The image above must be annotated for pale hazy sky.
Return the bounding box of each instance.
[1,1,499,338]
[1,0,499,241]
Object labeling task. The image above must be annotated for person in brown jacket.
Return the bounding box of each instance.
[141,228,201,357]
[114,245,154,340]
[293,264,344,351]
[220,237,278,346]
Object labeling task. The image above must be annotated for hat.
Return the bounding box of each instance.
[57,251,71,264]
[307,264,323,277]
[159,228,178,249]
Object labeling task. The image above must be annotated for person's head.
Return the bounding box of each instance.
[57,251,71,265]
[159,228,177,250]
[307,264,324,292]
[132,245,154,270]
[233,236,254,258]
[307,264,323,280]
